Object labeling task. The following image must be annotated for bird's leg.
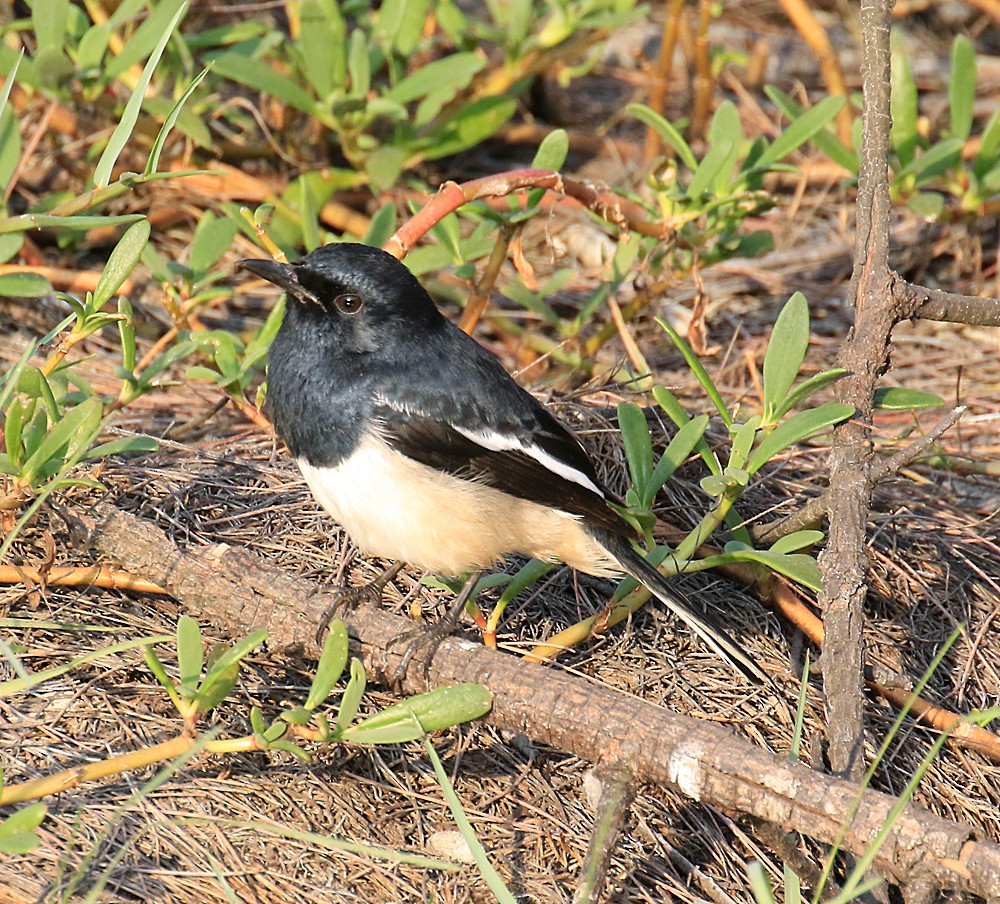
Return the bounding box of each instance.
[389,570,483,686]
[315,561,405,648]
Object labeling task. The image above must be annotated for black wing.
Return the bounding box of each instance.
[374,399,630,537]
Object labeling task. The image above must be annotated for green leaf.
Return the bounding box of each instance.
[627,103,697,170]
[873,387,946,410]
[949,34,977,141]
[973,108,1000,179]
[746,402,854,474]
[769,530,824,555]
[365,145,408,191]
[362,203,397,248]
[188,212,239,276]
[0,214,146,235]
[429,96,517,159]
[347,28,371,97]
[756,95,846,169]
[343,684,492,744]
[706,101,743,192]
[618,402,653,492]
[746,860,778,904]
[93,0,189,188]
[0,51,23,124]
[496,558,554,606]
[305,621,349,711]
[336,657,367,737]
[387,53,484,106]
[906,192,945,220]
[117,295,136,374]
[729,418,761,471]
[0,802,47,854]
[687,137,736,200]
[651,385,722,475]
[532,129,569,172]
[19,396,103,486]
[773,368,846,421]
[194,657,240,714]
[762,292,810,422]
[209,52,317,115]
[765,86,857,174]
[185,365,224,383]
[296,0,346,99]
[894,138,965,186]
[91,220,150,310]
[378,0,429,55]
[176,615,204,690]
[643,414,709,508]
[195,629,267,712]
[0,272,52,298]
[103,0,185,81]
[656,318,732,426]
[890,35,919,166]
[83,435,158,460]
[33,0,69,52]
[723,543,822,591]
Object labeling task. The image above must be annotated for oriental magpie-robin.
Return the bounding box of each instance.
[239,243,766,683]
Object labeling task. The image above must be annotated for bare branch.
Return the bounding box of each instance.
[901,280,1000,327]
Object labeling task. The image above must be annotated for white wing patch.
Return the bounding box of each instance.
[452,426,605,498]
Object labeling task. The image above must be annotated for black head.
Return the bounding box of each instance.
[239,243,443,353]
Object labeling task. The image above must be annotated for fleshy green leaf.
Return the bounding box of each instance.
[19,396,103,486]
[532,129,569,172]
[729,418,761,471]
[773,368,847,421]
[362,204,398,248]
[769,530,824,555]
[176,615,204,690]
[643,414,709,508]
[618,402,653,491]
[756,95,846,169]
[766,86,858,174]
[873,387,946,410]
[0,802,47,854]
[627,103,697,170]
[746,402,854,474]
[305,621,349,711]
[656,318,732,426]
[209,52,317,115]
[336,657,367,737]
[195,629,267,712]
[92,219,151,310]
[343,684,492,744]
[762,292,810,422]
[890,34,919,166]
[651,386,722,475]
[83,435,158,460]
[723,542,823,591]
[949,35,976,141]
[0,272,52,298]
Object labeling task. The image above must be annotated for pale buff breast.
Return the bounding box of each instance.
[297,433,621,578]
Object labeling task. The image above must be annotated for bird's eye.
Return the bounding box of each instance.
[333,293,364,315]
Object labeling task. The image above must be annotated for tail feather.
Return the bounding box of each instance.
[597,531,770,685]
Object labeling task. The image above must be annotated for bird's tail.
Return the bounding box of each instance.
[597,530,770,685]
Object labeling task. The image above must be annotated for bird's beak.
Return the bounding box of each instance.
[238,259,318,304]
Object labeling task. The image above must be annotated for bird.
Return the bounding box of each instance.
[238,243,768,684]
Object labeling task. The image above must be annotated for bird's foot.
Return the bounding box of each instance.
[386,570,483,687]
[315,562,404,648]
